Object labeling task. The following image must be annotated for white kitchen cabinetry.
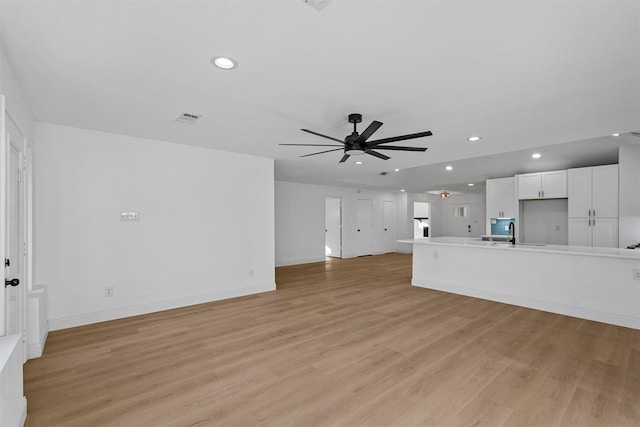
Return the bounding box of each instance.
[569,217,618,248]
[516,170,567,199]
[486,177,516,234]
[486,177,516,218]
[568,164,618,248]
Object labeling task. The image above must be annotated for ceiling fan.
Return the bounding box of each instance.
[281,113,433,163]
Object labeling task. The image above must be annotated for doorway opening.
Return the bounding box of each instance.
[413,202,431,238]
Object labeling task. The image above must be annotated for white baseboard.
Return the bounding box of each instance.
[276,256,326,267]
[27,326,48,359]
[413,279,640,330]
[48,283,276,331]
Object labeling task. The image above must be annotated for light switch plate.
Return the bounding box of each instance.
[120,211,140,222]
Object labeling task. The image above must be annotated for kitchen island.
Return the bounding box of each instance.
[399,237,640,329]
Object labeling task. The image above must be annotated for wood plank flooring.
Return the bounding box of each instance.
[24,253,640,426]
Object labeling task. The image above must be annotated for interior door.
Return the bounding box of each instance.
[3,109,25,351]
[383,201,396,253]
[325,197,342,258]
[356,199,373,256]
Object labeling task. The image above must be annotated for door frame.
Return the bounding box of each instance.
[1,95,29,360]
[324,197,342,258]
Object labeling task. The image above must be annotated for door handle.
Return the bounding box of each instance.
[5,278,19,287]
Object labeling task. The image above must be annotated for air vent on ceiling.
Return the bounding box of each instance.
[630,131,640,138]
[175,112,202,124]
[379,171,389,176]
[303,0,333,11]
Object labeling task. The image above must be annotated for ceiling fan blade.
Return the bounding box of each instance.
[301,129,345,144]
[356,120,383,143]
[365,149,390,160]
[367,130,433,147]
[299,148,344,158]
[339,154,350,163]
[373,145,428,151]
[280,143,344,147]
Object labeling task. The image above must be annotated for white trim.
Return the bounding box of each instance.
[412,279,640,330]
[49,283,276,331]
[15,397,26,427]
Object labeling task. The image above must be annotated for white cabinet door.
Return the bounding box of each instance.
[592,165,618,218]
[592,217,618,248]
[517,173,542,199]
[541,170,568,198]
[568,218,591,246]
[568,167,592,217]
[501,177,517,218]
[486,179,502,219]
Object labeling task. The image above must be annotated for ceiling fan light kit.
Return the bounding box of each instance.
[281,113,432,163]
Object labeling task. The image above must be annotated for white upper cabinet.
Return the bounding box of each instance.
[486,177,516,218]
[516,170,567,199]
[568,165,618,218]
[486,177,517,234]
[592,165,619,218]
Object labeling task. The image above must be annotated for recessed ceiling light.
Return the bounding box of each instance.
[400,189,406,192]
[612,133,620,136]
[211,56,237,70]
[467,136,481,142]
[394,168,400,172]
[532,153,541,159]
[445,165,453,171]
[355,161,363,165]
[468,183,474,186]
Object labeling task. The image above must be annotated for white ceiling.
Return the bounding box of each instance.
[1,0,639,192]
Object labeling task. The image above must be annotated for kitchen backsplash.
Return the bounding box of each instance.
[490,218,515,236]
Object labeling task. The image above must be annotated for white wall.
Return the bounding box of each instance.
[619,144,640,248]
[275,181,401,266]
[35,123,275,330]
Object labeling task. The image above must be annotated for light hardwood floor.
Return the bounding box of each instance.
[24,253,639,426]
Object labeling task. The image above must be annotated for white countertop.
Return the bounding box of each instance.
[399,237,640,260]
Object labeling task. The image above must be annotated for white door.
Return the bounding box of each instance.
[2,106,25,350]
[325,197,342,258]
[383,201,396,253]
[450,203,471,237]
[356,199,373,256]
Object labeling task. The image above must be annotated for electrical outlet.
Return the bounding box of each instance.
[633,269,640,281]
[105,287,114,297]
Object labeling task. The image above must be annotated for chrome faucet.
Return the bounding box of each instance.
[509,221,516,245]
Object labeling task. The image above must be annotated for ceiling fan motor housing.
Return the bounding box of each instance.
[348,113,362,124]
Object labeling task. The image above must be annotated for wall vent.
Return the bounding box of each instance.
[303,0,333,11]
[175,112,202,124]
